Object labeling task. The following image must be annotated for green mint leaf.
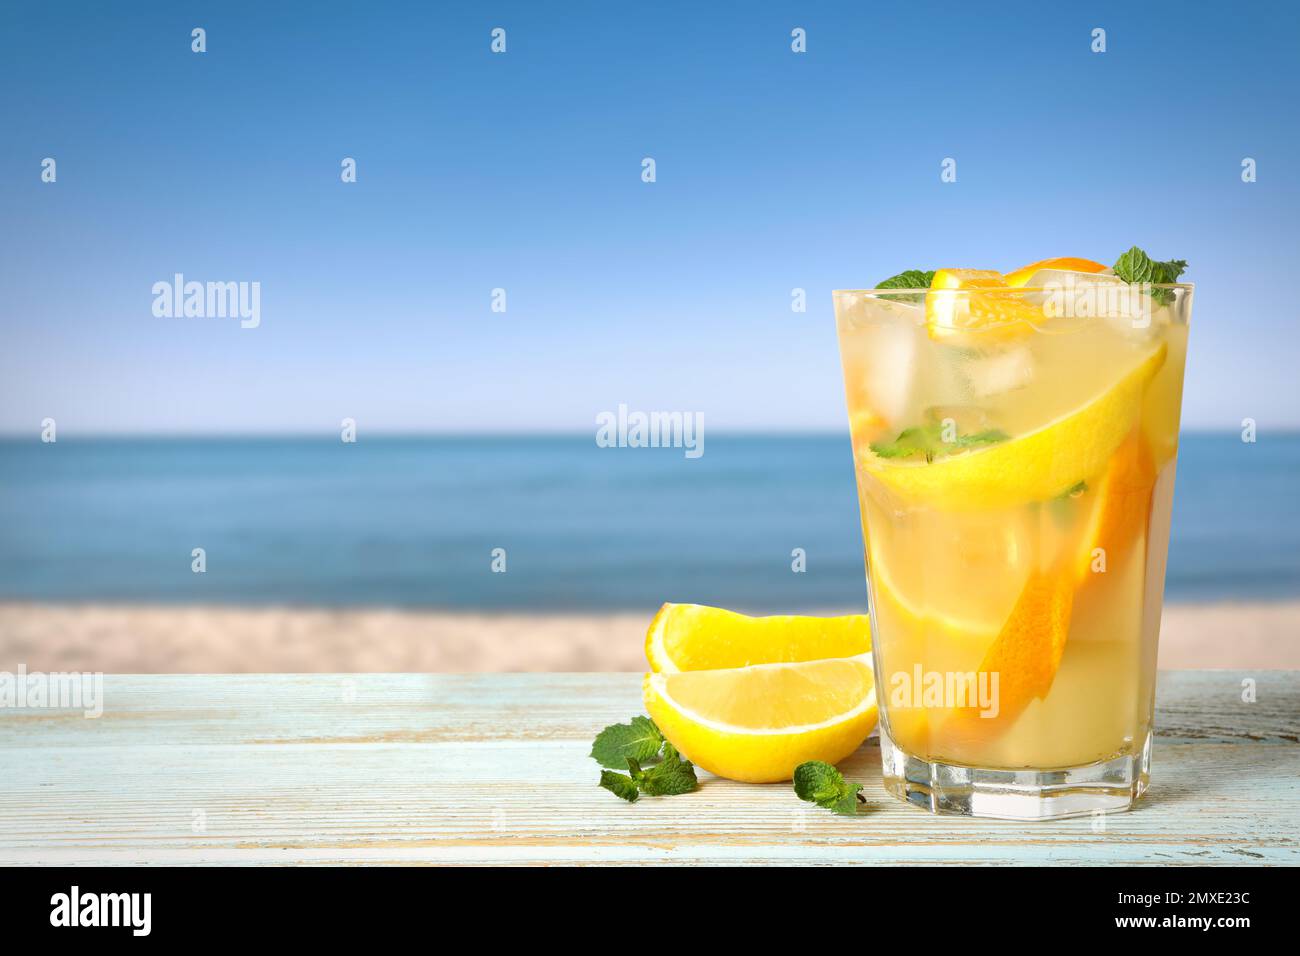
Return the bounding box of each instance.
[793,761,862,815]
[829,790,863,816]
[1113,246,1187,306]
[590,715,664,769]
[599,770,640,802]
[875,269,935,290]
[954,428,1009,448]
[1048,479,1090,529]
[1113,246,1155,284]
[633,742,698,797]
[593,721,696,800]
[792,760,844,803]
[1152,259,1188,283]
[870,425,936,460]
[1057,479,1087,499]
[870,423,1007,463]
[873,269,935,305]
[1148,257,1187,305]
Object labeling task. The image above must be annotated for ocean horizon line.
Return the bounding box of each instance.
[0,427,1287,441]
[2,593,1292,612]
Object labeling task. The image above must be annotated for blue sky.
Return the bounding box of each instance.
[2,1,1296,434]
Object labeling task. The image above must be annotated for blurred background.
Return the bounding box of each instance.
[1,1,1297,671]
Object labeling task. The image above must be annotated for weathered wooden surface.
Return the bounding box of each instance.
[0,672,1295,865]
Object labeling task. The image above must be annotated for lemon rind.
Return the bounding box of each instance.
[645,654,875,737]
[861,341,1167,508]
[644,602,676,673]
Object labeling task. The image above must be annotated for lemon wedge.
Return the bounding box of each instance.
[861,341,1167,509]
[643,655,877,783]
[645,603,870,673]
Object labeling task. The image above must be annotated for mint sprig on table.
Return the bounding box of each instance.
[590,715,664,768]
[870,423,1008,463]
[793,761,866,815]
[1112,246,1188,305]
[629,744,698,796]
[592,716,698,801]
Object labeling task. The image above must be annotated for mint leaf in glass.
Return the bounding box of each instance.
[870,423,1007,464]
[1112,246,1187,305]
[874,269,935,304]
[876,269,935,290]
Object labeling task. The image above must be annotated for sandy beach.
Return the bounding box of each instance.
[1,601,1296,673]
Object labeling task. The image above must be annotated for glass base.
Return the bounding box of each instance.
[878,725,1152,821]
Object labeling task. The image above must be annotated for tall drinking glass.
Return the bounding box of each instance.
[833,278,1191,819]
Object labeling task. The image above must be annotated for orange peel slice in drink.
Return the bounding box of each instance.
[965,566,1076,730]
[1003,257,1108,287]
[1076,428,1158,585]
[923,268,1046,342]
[949,430,1159,736]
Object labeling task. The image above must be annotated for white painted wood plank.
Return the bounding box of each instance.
[0,672,1295,865]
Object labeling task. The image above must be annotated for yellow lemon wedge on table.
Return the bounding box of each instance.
[645,602,871,673]
[643,654,877,783]
[1003,257,1108,287]
[860,340,1167,509]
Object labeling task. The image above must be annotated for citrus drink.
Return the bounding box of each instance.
[834,268,1190,818]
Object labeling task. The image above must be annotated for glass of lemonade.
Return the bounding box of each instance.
[834,269,1191,819]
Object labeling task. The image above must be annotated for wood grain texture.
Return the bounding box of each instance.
[0,671,1296,866]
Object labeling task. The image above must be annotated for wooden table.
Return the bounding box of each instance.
[1,672,1296,865]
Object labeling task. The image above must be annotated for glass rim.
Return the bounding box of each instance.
[833,283,1193,296]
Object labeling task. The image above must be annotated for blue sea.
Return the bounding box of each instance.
[0,435,1296,611]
